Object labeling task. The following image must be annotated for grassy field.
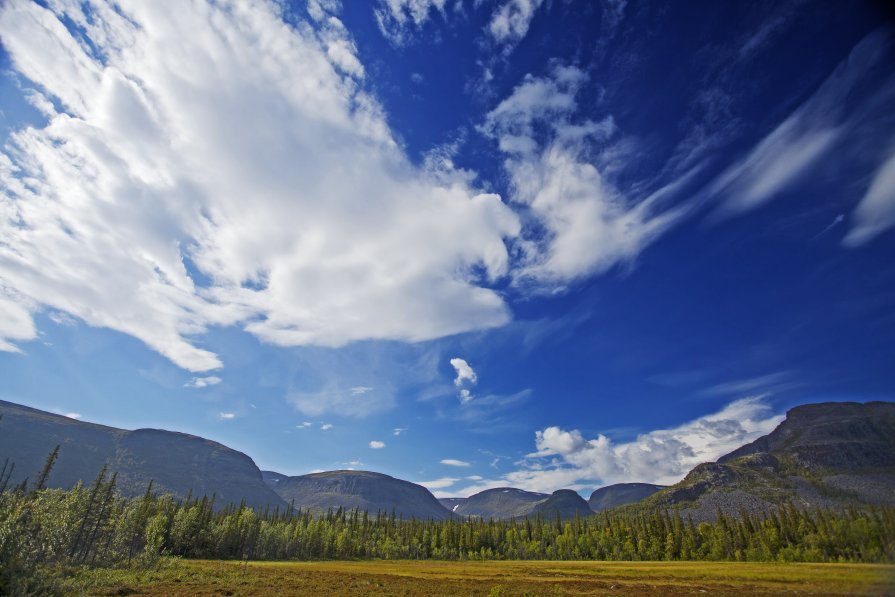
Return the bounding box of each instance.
[61,558,895,596]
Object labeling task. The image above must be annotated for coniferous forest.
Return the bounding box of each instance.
[2,449,894,594]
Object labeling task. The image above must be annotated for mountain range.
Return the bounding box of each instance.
[2,399,893,520]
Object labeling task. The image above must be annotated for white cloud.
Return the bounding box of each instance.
[418,476,459,490]
[711,30,894,217]
[488,0,544,48]
[393,427,408,436]
[0,0,520,373]
[440,458,470,467]
[529,427,585,457]
[218,412,236,420]
[466,475,483,480]
[439,396,783,496]
[369,440,386,449]
[450,357,477,386]
[320,423,334,430]
[350,386,373,395]
[374,0,449,45]
[0,289,35,353]
[185,376,222,389]
[296,421,313,428]
[844,147,895,246]
[450,357,478,404]
[482,65,684,287]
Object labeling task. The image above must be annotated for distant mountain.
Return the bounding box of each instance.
[643,401,895,520]
[438,497,467,513]
[531,489,593,519]
[262,470,289,486]
[268,470,453,520]
[588,483,666,512]
[0,400,287,511]
[451,487,549,519]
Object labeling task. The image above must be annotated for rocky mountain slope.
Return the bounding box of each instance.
[0,400,287,511]
[267,470,453,520]
[642,401,895,520]
[588,483,666,512]
[450,487,549,519]
[438,497,467,513]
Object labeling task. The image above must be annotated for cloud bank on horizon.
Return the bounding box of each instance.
[433,395,784,496]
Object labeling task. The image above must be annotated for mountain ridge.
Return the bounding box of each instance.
[0,399,287,511]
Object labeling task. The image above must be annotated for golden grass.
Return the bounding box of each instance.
[66,558,895,596]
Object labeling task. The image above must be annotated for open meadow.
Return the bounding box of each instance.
[65,559,895,596]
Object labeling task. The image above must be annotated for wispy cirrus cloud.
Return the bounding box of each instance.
[710,30,895,224]
[417,476,460,490]
[440,458,470,467]
[844,147,895,247]
[374,0,450,45]
[487,0,544,51]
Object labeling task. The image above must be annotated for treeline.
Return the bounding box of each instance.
[2,451,894,593]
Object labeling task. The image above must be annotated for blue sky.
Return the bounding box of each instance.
[1,0,893,497]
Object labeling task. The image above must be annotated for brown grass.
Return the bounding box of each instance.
[67,558,895,596]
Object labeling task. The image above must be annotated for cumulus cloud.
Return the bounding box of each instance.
[0,0,520,368]
[450,357,477,403]
[482,64,685,287]
[185,376,222,389]
[438,396,783,496]
[450,357,477,385]
[320,423,334,431]
[369,440,386,449]
[440,458,470,467]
